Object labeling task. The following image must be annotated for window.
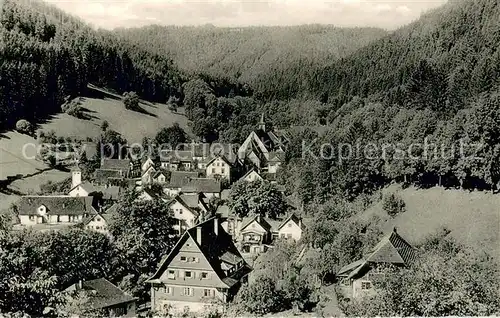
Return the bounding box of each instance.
[164,286,172,294]
[96,217,101,222]
[221,168,225,174]
[185,271,192,278]
[29,215,34,221]
[204,289,212,297]
[361,281,372,290]
[167,270,175,279]
[190,257,199,263]
[212,168,216,174]
[201,272,209,279]
[180,256,187,262]
[280,233,285,238]
[183,287,193,296]
[288,223,292,228]
[287,233,292,239]
[57,215,61,223]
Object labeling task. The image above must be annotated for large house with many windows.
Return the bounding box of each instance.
[147,217,251,314]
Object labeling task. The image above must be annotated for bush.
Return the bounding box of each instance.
[235,277,286,315]
[382,193,406,217]
[61,98,83,118]
[123,91,140,111]
[15,119,32,135]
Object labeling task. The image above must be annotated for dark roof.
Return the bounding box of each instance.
[241,215,272,232]
[148,217,252,288]
[241,169,263,181]
[94,169,123,184]
[168,171,200,188]
[100,159,130,172]
[277,213,305,231]
[82,212,107,226]
[65,278,136,310]
[153,170,167,178]
[338,228,417,279]
[205,155,233,167]
[102,186,121,200]
[18,196,96,216]
[159,150,194,163]
[365,228,416,265]
[181,178,221,194]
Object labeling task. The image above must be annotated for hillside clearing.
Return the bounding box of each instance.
[362,184,500,256]
[40,86,191,143]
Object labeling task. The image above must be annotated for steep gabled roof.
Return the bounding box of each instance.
[65,278,136,310]
[365,229,416,265]
[17,196,96,216]
[240,215,272,232]
[338,228,417,279]
[205,155,233,167]
[101,159,130,171]
[181,178,221,194]
[240,169,263,181]
[277,213,305,231]
[94,169,123,184]
[148,217,251,288]
[168,171,200,188]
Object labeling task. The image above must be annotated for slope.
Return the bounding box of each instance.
[309,0,500,109]
[361,184,500,256]
[117,25,387,100]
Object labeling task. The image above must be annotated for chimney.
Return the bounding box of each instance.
[196,226,202,245]
[393,226,398,234]
[214,217,219,236]
[77,279,83,290]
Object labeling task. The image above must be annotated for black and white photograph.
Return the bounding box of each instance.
[0,0,499,316]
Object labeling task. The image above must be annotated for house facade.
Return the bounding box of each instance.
[147,217,251,314]
[337,228,416,299]
[169,193,209,234]
[229,213,305,256]
[205,156,232,181]
[17,196,97,226]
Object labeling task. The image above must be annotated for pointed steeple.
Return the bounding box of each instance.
[258,113,266,132]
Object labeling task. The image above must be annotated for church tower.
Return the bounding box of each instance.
[258,113,266,132]
[71,165,82,189]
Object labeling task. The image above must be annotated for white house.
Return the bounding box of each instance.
[17,196,97,226]
[205,156,232,181]
[168,193,209,234]
[83,213,109,235]
[276,213,304,241]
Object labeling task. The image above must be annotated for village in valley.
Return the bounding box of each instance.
[1,0,500,317]
[8,114,418,317]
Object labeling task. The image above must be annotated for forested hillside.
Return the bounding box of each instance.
[0,0,183,130]
[308,0,500,110]
[273,0,500,203]
[116,25,387,100]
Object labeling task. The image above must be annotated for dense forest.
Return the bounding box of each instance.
[0,0,183,130]
[2,0,500,197]
[117,25,387,100]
